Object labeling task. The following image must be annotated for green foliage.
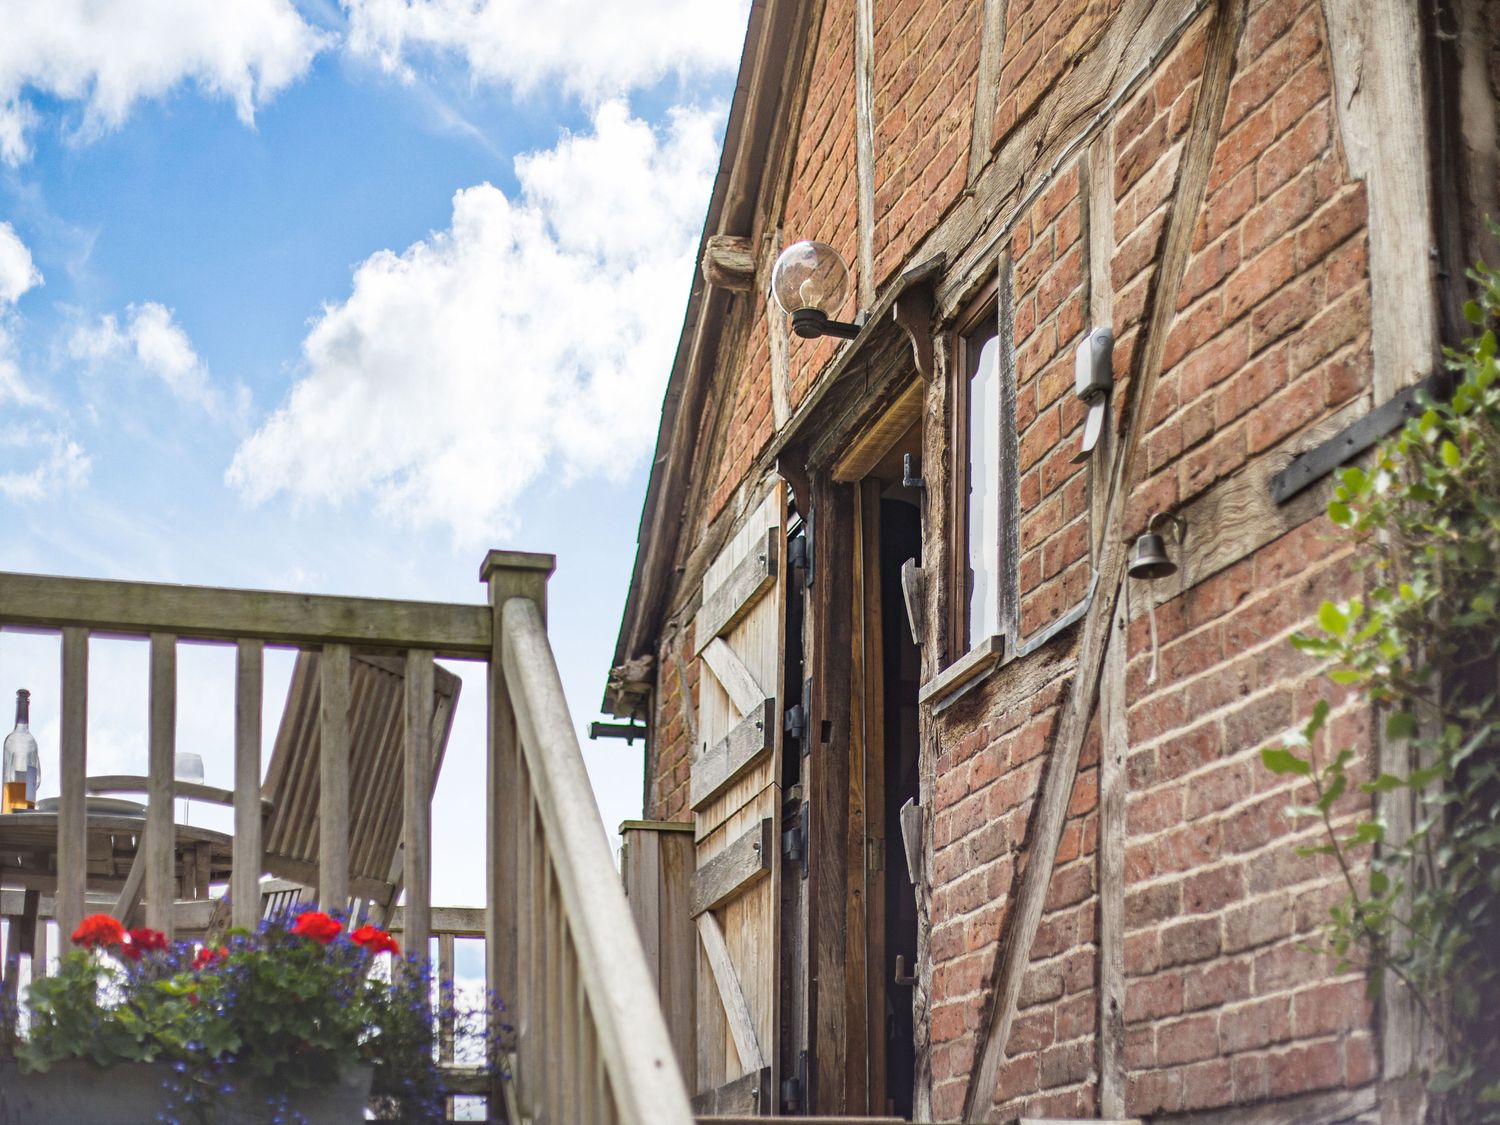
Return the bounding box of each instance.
[1261,257,1500,1119]
[9,909,508,1121]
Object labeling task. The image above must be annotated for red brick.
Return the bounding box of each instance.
[1158,1013,1218,1066]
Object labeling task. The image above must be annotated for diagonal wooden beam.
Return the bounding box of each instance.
[961,0,1248,1116]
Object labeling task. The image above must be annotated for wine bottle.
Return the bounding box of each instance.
[2,688,39,814]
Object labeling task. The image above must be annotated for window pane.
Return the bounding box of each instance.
[967,333,1001,645]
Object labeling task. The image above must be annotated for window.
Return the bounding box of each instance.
[950,276,1018,660]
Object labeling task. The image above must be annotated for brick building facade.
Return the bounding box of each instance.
[605,0,1500,1119]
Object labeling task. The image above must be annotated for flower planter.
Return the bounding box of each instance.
[0,1057,373,1124]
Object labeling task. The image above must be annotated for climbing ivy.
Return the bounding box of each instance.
[1261,258,1500,1119]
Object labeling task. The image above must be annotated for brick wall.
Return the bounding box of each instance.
[649,625,698,822]
[872,0,984,283]
[1012,168,1092,638]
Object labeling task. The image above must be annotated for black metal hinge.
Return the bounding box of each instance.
[782,803,809,879]
[783,701,805,742]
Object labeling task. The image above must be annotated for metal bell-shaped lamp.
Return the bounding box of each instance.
[1128,513,1182,580]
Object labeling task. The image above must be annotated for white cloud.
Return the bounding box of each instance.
[228,100,719,543]
[344,0,748,99]
[0,222,42,305]
[70,302,229,414]
[0,222,46,407]
[0,0,328,164]
[0,423,90,500]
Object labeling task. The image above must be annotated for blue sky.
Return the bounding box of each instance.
[0,0,749,914]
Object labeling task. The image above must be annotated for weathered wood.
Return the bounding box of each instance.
[1321,0,1439,402]
[658,825,698,1080]
[695,529,779,654]
[486,568,519,1023]
[854,0,876,307]
[899,798,923,887]
[831,380,924,483]
[690,699,775,811]
[967,0,1010,181]
[691,818,772,916]
[1163,1084,1375,1124]
[146,634,176,936]
[501,596,695,1122]
[892,285,935,382]
[917,632,1005,705]
[56,627,88,943]
[0,571,490,657]
[690,1067,773,1115]
[1097,604,1129,1116]
[319,643,351,910]
[767,236,792,433]
[85,774,270,810]
[696,911,765,1073]
[403,649,434,960]
[701,234,757,292]
[232,640,264,931]
[810,478,855,1113]
[962,0,1245,1114]
[900,560,925,646]
[700,637,766,718]
[387,904,485,936]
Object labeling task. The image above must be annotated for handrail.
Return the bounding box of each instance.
[0,570,491,657]
[497,596,695,1124]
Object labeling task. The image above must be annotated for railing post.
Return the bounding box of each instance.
[57,628,88,943]
[402,649,434,963]
[481,550,555,1104]
[233,640,264,931]
[319,644,351,911]
[146,634,176,937]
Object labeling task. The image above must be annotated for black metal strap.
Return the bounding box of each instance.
[1269,372,1449,505]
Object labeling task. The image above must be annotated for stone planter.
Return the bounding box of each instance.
[0,1057,373,1124]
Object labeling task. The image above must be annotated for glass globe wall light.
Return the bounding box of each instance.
[770,241,862,339]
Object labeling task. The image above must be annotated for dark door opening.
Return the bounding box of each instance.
[878,491,921,1118]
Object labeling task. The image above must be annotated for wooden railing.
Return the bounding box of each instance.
[0,554,694,1123]
[485,557,695,1124]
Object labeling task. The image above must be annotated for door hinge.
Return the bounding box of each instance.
[782,802,809,879]
[781,1050,808,1113]
[804,507,815,587]
[783,701,805,742]
[787,531,808,573]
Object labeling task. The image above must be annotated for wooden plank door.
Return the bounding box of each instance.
[688,487,784,1114]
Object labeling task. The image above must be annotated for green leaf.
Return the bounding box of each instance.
[1385,711,1416,740]
[1328,500,1353,526]
[1262,747,1313,776]
[1317,772,1348,812]
[1318,601,1348,636]
[1465,299,1485,324]
[1369,869,1390,895]
[1441,439,1462,466]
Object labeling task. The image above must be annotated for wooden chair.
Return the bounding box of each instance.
[91,650,461,931]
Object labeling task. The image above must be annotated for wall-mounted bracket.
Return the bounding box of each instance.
[1071,326,1114,463]
[893,286,935,381]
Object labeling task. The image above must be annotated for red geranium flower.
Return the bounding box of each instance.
[350,924,401,956]
[71,913,126,949]
[290,910,342,944]
[118,940,143,962]
[193,944,227,970]
[128,928,169,953]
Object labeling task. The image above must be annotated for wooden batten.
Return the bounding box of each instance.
[691,818,773,917]
[690,1067,773,1115]
[697,911,765,1073]
[695,529,779,655]
[690,700,775,811]
[232,640,264,931]
[700,638,767,718]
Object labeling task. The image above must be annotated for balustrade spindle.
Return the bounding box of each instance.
[232,640,263,931]
[56,628,88,942]
[318,644,351,910]
[403,649,433,962]
[146,634,176,936]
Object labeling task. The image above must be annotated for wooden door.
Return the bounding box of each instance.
[687,487,784,1114]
